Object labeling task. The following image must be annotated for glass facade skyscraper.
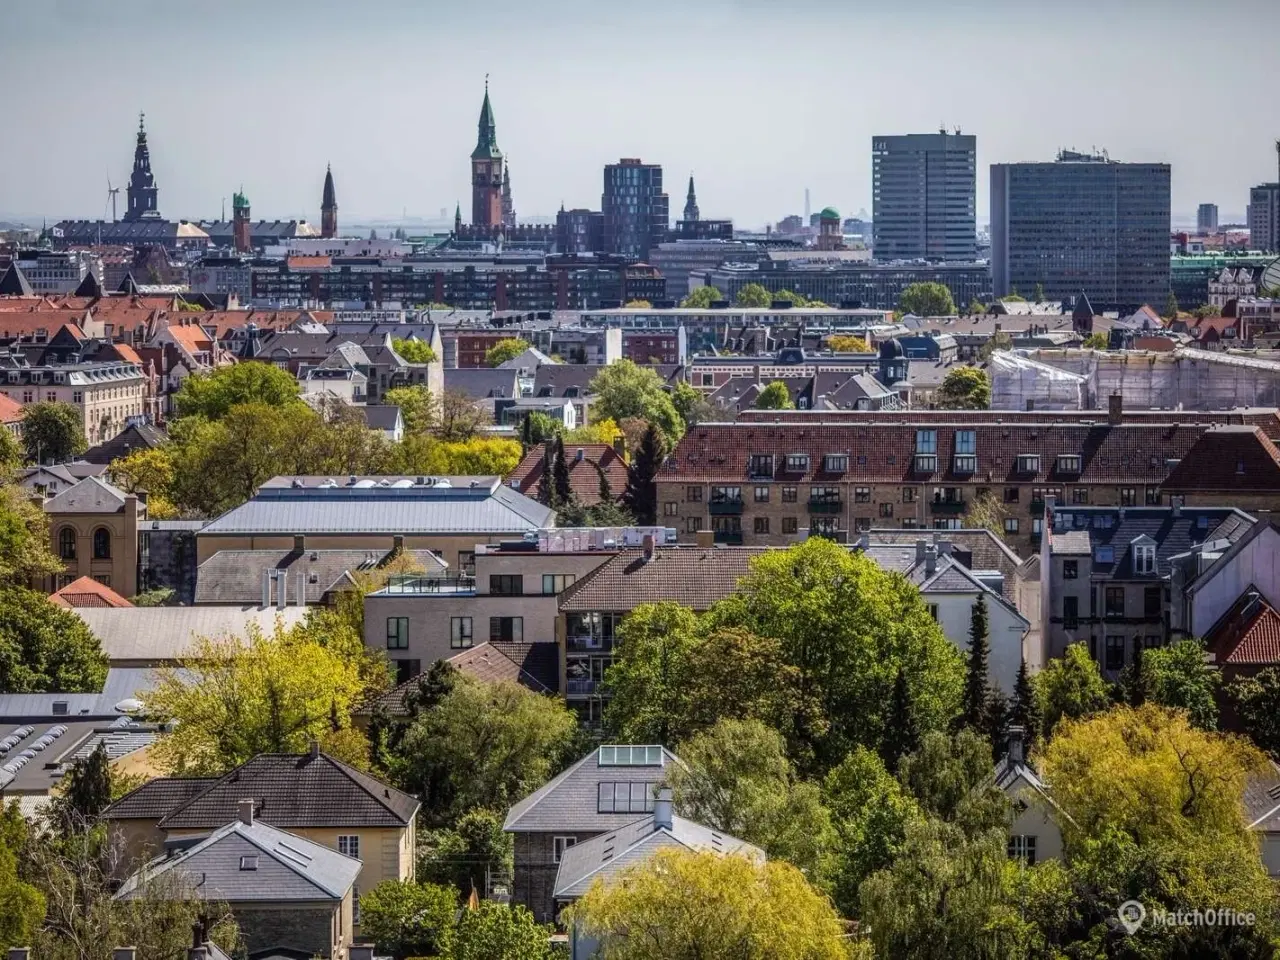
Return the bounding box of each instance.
[872,132,977,262]
[602,159,669,262]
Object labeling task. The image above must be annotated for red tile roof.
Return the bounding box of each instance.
[48,576,134,608]
[1206,591,1280,666]
[109,343,144,365]
[507,443,629,505]
[1162,426,1280,493]
[0,393,22,425]
[165,321,213,354]
[663,422,1214,485]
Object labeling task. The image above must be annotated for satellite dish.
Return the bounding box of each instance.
[114,698,144,714]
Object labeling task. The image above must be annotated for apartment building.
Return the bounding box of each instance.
[0,359,146,445]
[655,418,1272,558]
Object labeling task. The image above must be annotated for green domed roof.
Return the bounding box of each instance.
[819,206,840,220]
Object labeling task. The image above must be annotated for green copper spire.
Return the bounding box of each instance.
[471,76,502,160]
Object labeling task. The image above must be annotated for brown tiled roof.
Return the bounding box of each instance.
[734,408,1280,440]
[507,444,629,505]
[157,752,419,830]
[103,776,219,820]
[450,641,557,692]
[49,575,134,608]
[559,546,766,612]
[1162,426,1280,492]
[0,393,22,424]
[1206,590,1280,666]
[662,422,1215,485]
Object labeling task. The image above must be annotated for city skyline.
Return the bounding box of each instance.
[0,0,1277,228]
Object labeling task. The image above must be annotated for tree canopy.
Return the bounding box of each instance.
[935,367,990,410]
[898,282,956,318]
[171,362,302,421]
[733,283,774,308]
[391,337,437,364]
[484,338,532,367]
[587,361,684,446]
[1081,332,1109,350]
[1033,642,1111,738]
[754,381,796,410]
[680,286,724,308]
[825,335,870,352]
[21,401,87,464]
[359,880,458,959]
[0,585,108,693]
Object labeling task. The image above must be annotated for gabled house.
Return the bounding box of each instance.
[507,442,629,506]
[43,475,145,598]
[994,728,1068,866]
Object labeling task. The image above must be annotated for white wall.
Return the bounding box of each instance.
[929,591,1028,693]
[1191,525,1280,638]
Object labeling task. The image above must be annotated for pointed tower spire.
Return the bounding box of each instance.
[472,76,501,160]
[321,164,338,239]
[683,174,700,222]
[125,110,160,221]
[454,203,463,234]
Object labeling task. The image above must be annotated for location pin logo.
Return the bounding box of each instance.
[1118,900,1146,935]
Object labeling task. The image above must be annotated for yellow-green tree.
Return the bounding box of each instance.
[0,483,62,585]
[391,337,437,364]
[564,848,855,960]
[680,286,724,308]
[146,619,369,775]
[1081,332,1109,350]
[826,335,870,352]
[484,338,531,367]
[392,435,522,477]
[734,283,774,308]
[383,385,438,434]
[108,447,179,519]
[935,367,990,409]
[624,299,652,308]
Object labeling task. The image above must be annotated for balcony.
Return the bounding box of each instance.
[1029,499,1046,514]
[375,576,476,597]
[929,499,966,515]
[566,679,602,697]
[714,531,744,545]
[566,634,611,653]
[807,499,843,514]
[708,500,744,515]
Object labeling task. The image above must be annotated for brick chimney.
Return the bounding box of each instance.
[237,799,254,826]
[1006,725,1025,765]
[1108,393,1123,426]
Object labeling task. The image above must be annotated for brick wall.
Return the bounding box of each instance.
[234,903,338,958]
[512,830,601,925]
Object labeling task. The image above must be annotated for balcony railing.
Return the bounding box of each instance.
[566,634,611,652]
[566,679,602,697]
[808,529,848,544]
[714,531,744,545]
[929,499,966,515]
[376,576,476,596]
[1029,499,1046,514]
[807,499,843,514]
[709,500,744,515]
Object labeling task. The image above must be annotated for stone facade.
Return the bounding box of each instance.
[234,898,352,960]
[513,830,601,925]
[47,494,142,597]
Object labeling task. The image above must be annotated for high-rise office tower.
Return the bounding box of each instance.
[871,131,976,261]
[1248,141,1280,253]
[1196,203,1218,233]
[602,159,668,261]
[990,150,1170,311]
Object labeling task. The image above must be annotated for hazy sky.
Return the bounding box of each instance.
[2,0,1277,229]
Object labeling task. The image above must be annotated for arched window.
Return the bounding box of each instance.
[92,527,111,560]
[58,528,76,560]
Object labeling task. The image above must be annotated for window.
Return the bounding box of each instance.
[812,517,840,535]
[879,502,894,518]
[598,744,663,766]
[1145,487,1161,506]
[901,518,919,529]
[392,658,421,684]
[710,485,742,503]
[781,486,798,503]
[927,604,939,621]
[712,516,741,534]
[955,430,976,455]
[553,836,577,863]
[386,617,409,649]
[337,835,360,859]
[57,527,76,560]
[1144,635,1162,649]
[1003,487,1020,503]
[1105,635,1126,670]
[686,486,703,502]
[784,453,809,473]
[663,501,678,516]
[1057,454,1082,474]
[490,574,523,596]
[1120,487,1137,507]
[1144,586,1162,619]
[782,517,798,534]
[748,454,774,477]
[543,574,576,595]
[1063,596,1079,629]
[823,454,848,473]
[1004,518,1020,534]
[458,550,475,576]
[597,782,658,813]
[686,516,703,533]
[1133,544,1156,574]
[490,616,523,642]
[1105,587,1125,617]
[753,486,770,503]
[239,855,258,871]
[93,574,111,587]
[753,517,770,534]
[915,430,937,454]
[854,487,871,503]
[953,454,977,474]
[1008,835,1037,865]
[1071,488,1089,504]
[88,527,111,560]
[450,617,473,649]
[1016,454,1041,474]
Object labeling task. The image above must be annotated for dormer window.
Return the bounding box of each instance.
[1057,454,1082,474]
[784,453,809,473]
[1016,454,1041,474]
[1131,536,1157,574]
[823,454,848,474]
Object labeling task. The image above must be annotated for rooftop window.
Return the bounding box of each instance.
[598,745,664,767]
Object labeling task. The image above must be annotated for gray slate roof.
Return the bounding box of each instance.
[1244,762,1280,833]
[553,813,762,899]
[43,476,128,513]
[199,476,553,535]
[443,367,520,399]
[195,547,446,604]
[74,607,309,664]
[1048,506,1255,578]
[505,745,681,834]
[115,818,361,903]
[0,666,180,721]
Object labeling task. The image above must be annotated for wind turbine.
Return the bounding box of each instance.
[106,175,120,223]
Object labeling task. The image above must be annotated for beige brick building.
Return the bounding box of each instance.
[0,360,146,444]
[43,476,145,598]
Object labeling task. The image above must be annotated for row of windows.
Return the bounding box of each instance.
[488,574,577,596]
[1060,586,1163,627]
[57,527,112,560]
[385,615,524,649]
[684,485,1160,506]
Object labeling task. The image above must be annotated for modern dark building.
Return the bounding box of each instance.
[1249,143,1280,253]
[555,208,605,255]
[602,159,668,261]
[1197,203,1219,234]
[125,113,161,222]
[872,132,976,261]
[990,150,1171,311]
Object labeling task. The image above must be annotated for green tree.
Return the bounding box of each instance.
[670,380,716,428]
[587,361,684,446]
[753,380,795,410]
[963,491,1009,542]
[966,298,986,316]
[960,594,991,735]
[880,666,919,774]
[172,362,302,420]
[453,902,554,960]
[521,410,563,446]
[1163,290,1180,319]
[896,729,1010,834]
[484,338,531,367]
[0,585,108,692]
[417,808,513,899]
[1009,659,1041,754]
[1081,332,1109,349]
[667,718,832,880]
[564,848,852,960]
[711,537,964,773]
[52,743,112,832]
[0,802,45,946]
[0,483,62,585]
[603,602,701,745]
[383,385,438,434]
[935,367,990,409]
[825,334,870,352]
[680,285,724,308]
[898,282,956,317]
[391,336,437,364]
[21,401,87,464]
[1033,281,1045,303]
[977,330,1013,360]
[621,422,663,525]
[733,282,774,308]
[551,435,572,507]
[359,879,457,959]
[1229,666,1280,757]
[773,288,814,307]
[1033,642,1111,737]
[1140,637,1219,729]
[397,676,578,825]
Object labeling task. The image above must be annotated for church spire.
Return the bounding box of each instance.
[321,164,338,239]
[124,111,160,221]
[683,174,699,222]
[472,76,501,160]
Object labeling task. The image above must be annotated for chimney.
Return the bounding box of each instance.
[188,949,208,960]
[937,538,953,556]
[653,787,673,830]
[1107,393,1123,425]
[695,529,714,549]
[1171,495,1183,519]
[114,950,137,960]
[192,919,206,950]
[612,435,627,460]
[392,534,404,553]
[642,534,655,562]
[350,948,376,960]
[262,569,271,609]
[915,539,927,563]
[309,739,320,758]
[293,534,305,553]
[925,543,938,577]
[237,799,254,826]
[1006,725,1025,765]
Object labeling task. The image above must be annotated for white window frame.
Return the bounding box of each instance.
[553,835,577,863]
[337,834,360,859]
